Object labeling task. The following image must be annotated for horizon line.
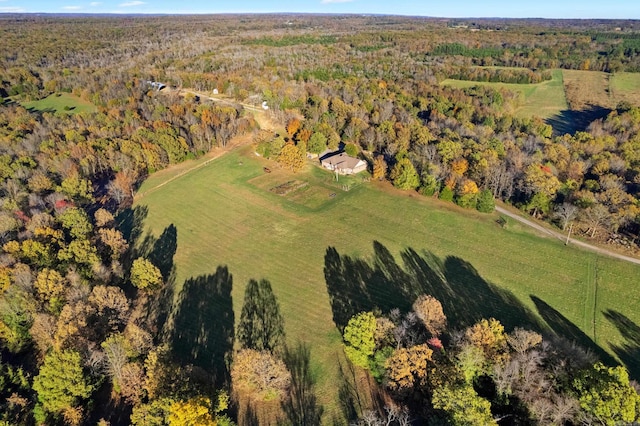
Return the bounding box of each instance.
[1,12,639,20]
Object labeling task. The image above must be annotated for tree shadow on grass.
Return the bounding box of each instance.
[324,241,542,333]
[147,224,178,282]
[145,224,178,338]
[603,310,640,380]
[123,222,178,340]
[237,278,285,353]
[546,104,611,136]
[531,296,615,366]
[116,205,148,247]
[336,357,367,423]
[281,342,324,425]
[169,266,234,387]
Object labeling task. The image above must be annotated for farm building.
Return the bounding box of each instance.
[320,151,367,175]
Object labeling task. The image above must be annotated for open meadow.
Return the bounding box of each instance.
[441,69,568,119]
[610,72,640,106]
[21,92,97,114]
[134,145,640,421]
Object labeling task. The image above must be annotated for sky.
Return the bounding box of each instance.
[0,0,638,19]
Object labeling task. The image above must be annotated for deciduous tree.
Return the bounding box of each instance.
[412,295,447,337]
[573,362,640,425]
[385,344,433,393]
[390,158,419,190]
[343,312,377,369]
[432,384,497,426]
[277,142,305,172]
[231,349,291,401]
[130,258,162,291]
[32,350,93,415]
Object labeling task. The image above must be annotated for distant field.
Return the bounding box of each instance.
[562,69,613,110]
[610,72,640,106]
[135,147,640,422]
[442,69,568,119]
[21,92,97,114]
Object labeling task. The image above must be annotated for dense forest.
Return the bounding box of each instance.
[1,13,640,425]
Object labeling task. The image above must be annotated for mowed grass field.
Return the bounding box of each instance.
[441,69,568,119]
[21,92,97,114]
[135,147,640,422]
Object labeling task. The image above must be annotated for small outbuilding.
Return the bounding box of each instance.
[320,151,367,175]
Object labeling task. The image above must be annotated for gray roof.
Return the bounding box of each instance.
[320,152,364,170]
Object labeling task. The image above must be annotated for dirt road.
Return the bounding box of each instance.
[495,205,640,265]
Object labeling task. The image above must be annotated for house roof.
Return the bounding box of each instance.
[320,152,365,170]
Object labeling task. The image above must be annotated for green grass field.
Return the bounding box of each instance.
[134,147,640,422]
[441,69,568,119]
[21,92,97,114]
[610,72,640,106]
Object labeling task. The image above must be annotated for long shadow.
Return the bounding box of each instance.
[237,278,285,353]
[115,205,148,247]
[336,358,366,423]
[169,266,234,387]
[147,224,178,281]
[603,310,640,380]
[325,241,541,333]
[441,256,540,331]
[149,225,178,340]
[546,104,611,136]
[281,342,324,425]
[532,296,615,366]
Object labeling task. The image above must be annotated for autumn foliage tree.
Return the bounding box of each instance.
[231,349,291,401]
[277,142,305,172]
[130,258,162,291]
[372,155,387,180]
[412,295,447,337]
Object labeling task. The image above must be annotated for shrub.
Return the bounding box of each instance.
[476,189,495,213]
[439,186,454,202]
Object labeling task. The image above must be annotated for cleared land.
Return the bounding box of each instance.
[562,69,613,110]
[135,146,640,421]
[610,72,640,106]
[21,92,97,114]
[441,69,568,119]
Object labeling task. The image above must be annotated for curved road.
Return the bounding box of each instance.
[495,205,640,265]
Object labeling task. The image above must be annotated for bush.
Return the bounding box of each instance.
[476,189,495,213]
[455,193,478,209]
[344,143,359,157]
[419,174,439,196]
[439,186,454,202]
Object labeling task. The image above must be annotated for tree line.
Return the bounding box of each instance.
[341,296,640,425]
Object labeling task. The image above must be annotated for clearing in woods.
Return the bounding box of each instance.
[133,141,640,422]
[610,72,640,106]
[441,69,568,119]
[21,92,97,114]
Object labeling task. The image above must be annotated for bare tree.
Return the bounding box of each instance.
[553,202,579,231]
[581,204,611,238]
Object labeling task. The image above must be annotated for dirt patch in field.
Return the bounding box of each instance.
[270,180,308,195]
